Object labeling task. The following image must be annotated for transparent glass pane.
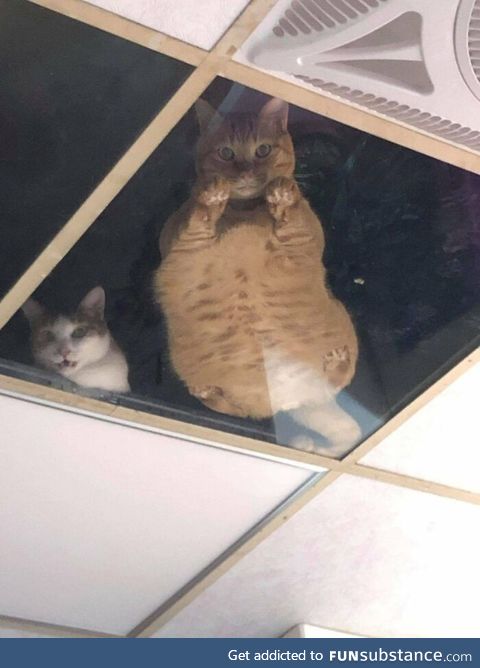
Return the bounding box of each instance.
[1,76,479,460]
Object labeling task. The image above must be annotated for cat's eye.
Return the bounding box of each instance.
[255,143,272,158]
[217,146,235,161]
[72,326,87,339]
[43,331,55,343]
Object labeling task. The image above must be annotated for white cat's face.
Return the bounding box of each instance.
[23,286,111,378]
[32,316,110,377]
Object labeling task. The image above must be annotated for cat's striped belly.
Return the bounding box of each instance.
[157,224,354,418]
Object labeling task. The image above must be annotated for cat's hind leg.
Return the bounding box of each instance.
[290,400,362,458]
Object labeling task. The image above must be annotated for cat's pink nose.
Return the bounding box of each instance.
[60,346,71,357]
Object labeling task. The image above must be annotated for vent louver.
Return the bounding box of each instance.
[466,0,480,90]
[272,0,389,38]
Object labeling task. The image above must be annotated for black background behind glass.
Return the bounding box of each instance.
[0,0,192,297]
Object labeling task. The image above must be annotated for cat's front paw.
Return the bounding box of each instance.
[265,177,300,213]
[196,176,231,207]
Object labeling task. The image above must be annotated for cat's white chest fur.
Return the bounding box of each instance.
[69,342,130,392]
[263,348,335,413]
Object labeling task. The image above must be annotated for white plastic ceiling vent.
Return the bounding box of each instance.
[237,0,480,152]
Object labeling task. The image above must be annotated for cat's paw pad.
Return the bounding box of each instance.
[323,345,350,370]
[190,384,223,400]
[265,177,300,208]
[197,177,231,207]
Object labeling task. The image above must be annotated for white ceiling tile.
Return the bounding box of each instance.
[0,394,313,635]
[360,360,480,493]
[284,624,360,638]
[154,475,480,638]
[85,0,250,50]
[0,624,58,638]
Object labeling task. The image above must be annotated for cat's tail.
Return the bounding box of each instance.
[289,400,361,458]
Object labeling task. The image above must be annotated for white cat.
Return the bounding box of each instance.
[22,286,130,393]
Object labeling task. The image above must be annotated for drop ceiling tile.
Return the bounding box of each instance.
[0,393,313,635]
[154,475,480,638]
[85,0,250,50]
[360,358,480,493]
[0,0,191,298]
[0,625,59,638]
[284,624,360,638]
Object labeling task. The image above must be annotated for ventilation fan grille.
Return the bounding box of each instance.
[295,74,480,150]
[273,0,389,38]
[468,0,480,83]
[242,0,480,153]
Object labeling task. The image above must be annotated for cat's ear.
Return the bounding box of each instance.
[79,286,105,319]
[259,97,289,132]
[195,99,222,133]
[22,299,45,325]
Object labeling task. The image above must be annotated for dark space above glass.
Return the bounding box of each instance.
[0,0,192,298]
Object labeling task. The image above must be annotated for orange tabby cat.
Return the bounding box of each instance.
[154,97,360,456]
